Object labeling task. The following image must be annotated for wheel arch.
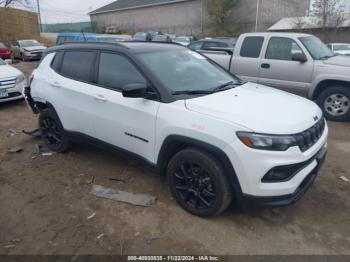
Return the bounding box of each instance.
[156,135,243,198]
[312,79,350,100]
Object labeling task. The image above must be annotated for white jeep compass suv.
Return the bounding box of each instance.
[24,42,328,217]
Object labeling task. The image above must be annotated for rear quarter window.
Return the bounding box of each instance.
[240,36,264,58]
[50,51,64,72]
[60,51,96,83]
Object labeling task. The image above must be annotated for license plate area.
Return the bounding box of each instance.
[0,88,8,98]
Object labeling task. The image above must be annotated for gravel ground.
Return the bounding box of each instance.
[0,62,349,255]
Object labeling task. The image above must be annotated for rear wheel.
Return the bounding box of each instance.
[167,148,233,217]
[39,108,71,152]
[317,86,350,121]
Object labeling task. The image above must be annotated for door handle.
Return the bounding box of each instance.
[94,94,107,102]
[51,81,62,88]
[261,63,271,69]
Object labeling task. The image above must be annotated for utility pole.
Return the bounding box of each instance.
[255,0,260,32]
[201,0,204,33]
[36,0,43,32]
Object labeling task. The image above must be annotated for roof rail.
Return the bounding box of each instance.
[60,41,129,49]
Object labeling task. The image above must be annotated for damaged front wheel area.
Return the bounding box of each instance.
[39,108,71,153]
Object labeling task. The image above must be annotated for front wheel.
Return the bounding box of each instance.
[317,86,350,121]
[167,148,233,217]
[39,108,71,153]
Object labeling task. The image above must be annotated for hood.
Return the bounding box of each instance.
[23,46,47,52]
[0,64,22,80]
[322,55,350,67]
[185,83,322,134]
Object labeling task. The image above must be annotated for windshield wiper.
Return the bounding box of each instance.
[212,81,238,92]
[172,90,214,95]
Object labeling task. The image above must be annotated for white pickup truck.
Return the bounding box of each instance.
[203,32,350,121]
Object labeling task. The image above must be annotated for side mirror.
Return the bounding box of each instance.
[122,83,156,99]
[292,53,307,63]
[4,59,12,65]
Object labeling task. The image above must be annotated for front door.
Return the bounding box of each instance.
[91,52,160,163]
[258,36,314,97]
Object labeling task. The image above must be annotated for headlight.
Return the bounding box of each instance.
[16,74,26,84]
[237,132,297,151]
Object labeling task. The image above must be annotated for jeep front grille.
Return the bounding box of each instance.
[294,117,326,152]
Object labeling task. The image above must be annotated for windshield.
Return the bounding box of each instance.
[20,40,41,47]
[0,42,6,48]
[137,49,240,94]
[133,33,146,40]
[334,44,350,51]
[299,36,334,60]
[0,58,5,65]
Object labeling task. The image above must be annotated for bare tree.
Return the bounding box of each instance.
[204,0,240,36]
[312,0,346,29]
[293,17,307,30]
[0,0,30,8]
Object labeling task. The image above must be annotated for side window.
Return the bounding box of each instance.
[56,37,64,45]
[189,41,203,50]
[60,51,96,83]
[98,52,146,90]
[265,37,303,61]
[51,51,64,72]
[240,36,264,58]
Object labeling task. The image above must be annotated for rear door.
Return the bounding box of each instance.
[258,36,313,97]
[47,50,97,136]
[232,36,265,82]
[90,52,160,162]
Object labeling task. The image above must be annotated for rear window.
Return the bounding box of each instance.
[202,41,228,49]
[60,51,96,83]
[240,36,264,58]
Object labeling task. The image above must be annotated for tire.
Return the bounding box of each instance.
[317,86,350,121]
[39,108,71,153]
[167,148,233,217]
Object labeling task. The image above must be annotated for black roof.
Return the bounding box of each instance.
[46,42,185,54]
[89,0,190,15]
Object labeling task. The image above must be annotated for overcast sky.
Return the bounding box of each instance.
[15,0,114,23]
[11,0,350,24]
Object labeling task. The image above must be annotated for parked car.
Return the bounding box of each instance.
[204,33,350,121]
[56,32,98,45]
[0,58,27,102]
[327,43,350,56]
[11,40,47,61]
[188,37,236,51]
[173,36,192,46]
[55,32,132,45]
[152,34,172,43]
[24,42,328,217]
[0,42,11,59]
[132,32,153,42]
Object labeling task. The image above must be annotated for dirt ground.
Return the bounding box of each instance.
[0,62,349,255]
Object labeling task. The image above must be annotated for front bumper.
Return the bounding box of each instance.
[238,146,327,210]
[0,82,25,103]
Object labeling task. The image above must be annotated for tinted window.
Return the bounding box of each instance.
[240,36,264,58]
[51,51,63,72]
[265,37,303,61]
[202,41,228,49]
[98,53,146,90]
[61,51,96,82]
